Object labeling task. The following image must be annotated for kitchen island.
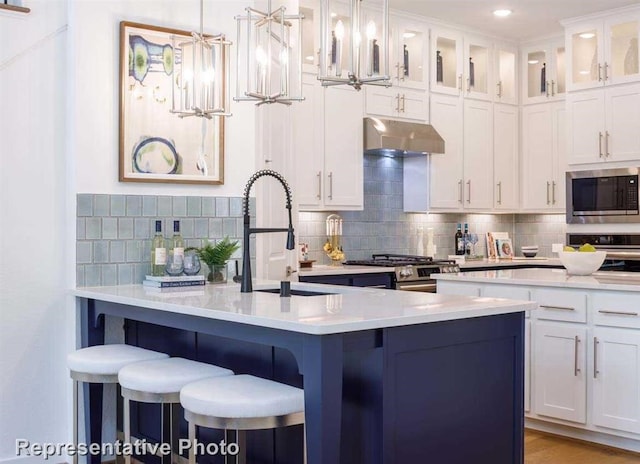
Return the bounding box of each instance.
[74,281,535,464]
[434,268,640,453]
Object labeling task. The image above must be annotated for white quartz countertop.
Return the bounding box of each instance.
[459,258,562,269]
[73,281,534,335]
[434,268,640,292]
[298,264,394,276]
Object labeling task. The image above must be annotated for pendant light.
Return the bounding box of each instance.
[170,0,232,118]
[318,0,391,90]
[234,0,304,105]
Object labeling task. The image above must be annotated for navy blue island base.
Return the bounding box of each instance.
[78,297,524,464]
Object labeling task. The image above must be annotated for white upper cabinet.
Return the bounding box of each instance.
[365,86,428,121]
[565,11,640,91]
[389,15,429,89]
[521,39,566,104]
[567,83,640,164]
[430,28,494,102]
[494,41,518,105]
[493,104,519,210]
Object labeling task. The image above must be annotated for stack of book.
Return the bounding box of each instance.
[142,275,205,291]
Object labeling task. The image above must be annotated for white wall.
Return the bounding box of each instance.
[71,0,256,196]
[0,1,258,463]
[0,1,71,463]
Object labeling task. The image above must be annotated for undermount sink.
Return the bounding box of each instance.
[255,288,336,297]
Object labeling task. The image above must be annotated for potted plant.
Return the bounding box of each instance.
[187,237,240,283]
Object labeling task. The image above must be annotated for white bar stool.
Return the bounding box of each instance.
[67,344,169,464]
[118,357,234,464]
[180,374,306,464]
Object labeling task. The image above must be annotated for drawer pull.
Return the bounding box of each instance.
[574,336,581,377]
[594,337,599,379]
[598,310,639,317]
[540,305,575,311]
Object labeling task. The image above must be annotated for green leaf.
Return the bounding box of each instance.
[192,237,240,267]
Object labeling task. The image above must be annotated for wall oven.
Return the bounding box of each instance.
[566,168,639,223]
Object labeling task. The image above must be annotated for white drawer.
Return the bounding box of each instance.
[593,292,640,329]
[533,288,587,323]
[482,285,532,318]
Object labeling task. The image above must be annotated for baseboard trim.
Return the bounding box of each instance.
[526,418,640,454]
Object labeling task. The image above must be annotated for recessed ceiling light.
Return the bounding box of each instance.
[579,70,590,75]
[305,55,314,62]
[493,9,512,17]
[330,12,337,18]
[579,32,596,39]
[403,32,416,39]
[528,60,539,65]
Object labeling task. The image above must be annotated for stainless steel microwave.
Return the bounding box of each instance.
[566,168,640,224]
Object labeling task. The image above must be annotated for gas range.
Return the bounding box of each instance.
[344,254,460,292]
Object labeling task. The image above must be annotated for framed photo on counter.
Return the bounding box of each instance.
[119,21,225,185]
[496,238,514,259]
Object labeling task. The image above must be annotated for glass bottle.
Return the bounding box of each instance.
[469,57,475,88]
[171,220,185,261]
[540,63,546,94]
[151,220,166,276]
[331,30,337,65]
[373,39,380,74]
[436,50,443,83]
[463,223,470,255]
[455,223,464,256]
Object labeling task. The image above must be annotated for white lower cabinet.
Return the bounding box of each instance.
[435,281,481,297]
[533,322,587,424]
[592,327,640,434]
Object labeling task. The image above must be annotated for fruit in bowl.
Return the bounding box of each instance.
[558,244,606,275]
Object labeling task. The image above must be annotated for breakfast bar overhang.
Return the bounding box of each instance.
[74,282,535,464]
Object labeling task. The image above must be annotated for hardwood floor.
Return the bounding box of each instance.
[525,430,640,463]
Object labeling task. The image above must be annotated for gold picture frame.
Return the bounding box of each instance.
[119,21,225,185]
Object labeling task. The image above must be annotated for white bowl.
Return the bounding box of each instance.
[557,251,606,275]
[521,246,539,250]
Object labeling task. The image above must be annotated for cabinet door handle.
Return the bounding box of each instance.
[400,94,406,112]
[395,63,400,81]
[546,81,550,97]
[598,64,603,82]
[458,74,463,92]
[552,181,556,205]
[551,80,556,97]
[594,337,600,379]
[466,77,471,93]
[399,65,405,82]
[395,94,400,113]
[598,309,639,316]
[466,180,471,203]
[605,131,610,158]
[316,171,322,200]
[599,132,604,158]
[540,304,575,311]
[497,181,502,205]
[497,81,502,98]
[604,62,609,81]
[458,180,463,203]
[546,181,551,205]
[574,336,581,377]
[328,172,333,200]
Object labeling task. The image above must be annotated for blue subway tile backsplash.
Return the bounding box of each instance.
[76,194,251,286]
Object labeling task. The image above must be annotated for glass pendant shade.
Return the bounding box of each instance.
[171,0,232,118]
[318,0,390,89]
[235,0,304,105]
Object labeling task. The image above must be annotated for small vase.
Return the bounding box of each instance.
[207,264,228,284]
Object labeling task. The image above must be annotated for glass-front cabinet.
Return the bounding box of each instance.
[565,12,640,91]
[495,42,518,104]
[390,16,428,89]
[521,39,566,104]
[430,28,493,101]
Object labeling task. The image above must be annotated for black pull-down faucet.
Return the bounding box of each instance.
[241,170,295,293]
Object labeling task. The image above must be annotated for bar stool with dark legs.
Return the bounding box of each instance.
[67,344,169,464]
[118,357,234,464]
[180,374,306,464]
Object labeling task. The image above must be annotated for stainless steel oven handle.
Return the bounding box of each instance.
[397,282,437,292]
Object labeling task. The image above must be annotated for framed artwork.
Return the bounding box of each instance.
[486,232,509,259]
[496,238,514,259]
[119,21,225,184]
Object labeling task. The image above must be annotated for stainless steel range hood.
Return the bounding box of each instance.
[363,117,445,156]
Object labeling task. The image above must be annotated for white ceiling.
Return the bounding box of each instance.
[390,0,640,42]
